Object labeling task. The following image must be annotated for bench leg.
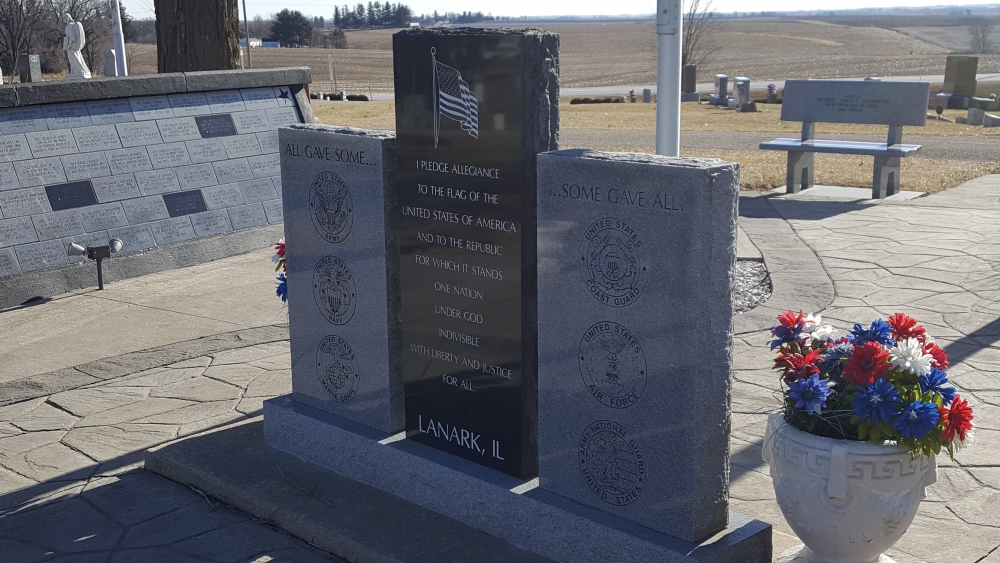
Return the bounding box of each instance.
[786,151,814,194]
[872,156,901,199]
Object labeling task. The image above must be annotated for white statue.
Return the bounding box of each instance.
[62,13,91,80]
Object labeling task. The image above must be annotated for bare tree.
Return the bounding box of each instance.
[0,0,49,79]
[970,19,994,54]
[683,0,723,67]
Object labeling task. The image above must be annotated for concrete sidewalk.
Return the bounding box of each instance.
[1,177,999,562]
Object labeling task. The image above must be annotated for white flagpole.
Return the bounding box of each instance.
[655,0,681,156]
[431,47,439,148]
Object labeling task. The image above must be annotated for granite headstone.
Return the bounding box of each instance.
[17,55,42,83]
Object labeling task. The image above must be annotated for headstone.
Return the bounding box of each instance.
[681,65,697,93]
[105,50,119,77]
[17,55,42,83]
[984,113,1000,128]
[642,88,651,103]
[536,149,738,544]
[955,116,968,124]
[933,93,951,112]
[709,74,728,106]
[392,28,558,478]
[734,77,750,106]
[943,55,978,97]
[968,107,985,126]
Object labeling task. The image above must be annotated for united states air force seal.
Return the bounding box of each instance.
[579,420,645,505]
[579,217,645,307]
[579,321,646,408]
[313,256,356,325]
[316,335,359,403]
[310,171,354,243]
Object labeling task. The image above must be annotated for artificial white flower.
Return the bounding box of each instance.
[803,313,835,341]
[953,428,974,451]
[889,337,933,376]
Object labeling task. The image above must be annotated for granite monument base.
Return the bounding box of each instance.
[262,396,772,563]
[682,92,701,102]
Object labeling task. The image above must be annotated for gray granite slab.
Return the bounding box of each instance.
[43,103,92,129]
[150,216,195,245]
[212,159,254,184]
[0,187,51,217]
[201,183,244,210]
[266,107,300,128]
[175,163,219,190]
[781,80,930,126]
[86,99,136,125]
[0,107,47,135]
[190,209,233,237]
[129,96,174,121]
[186,139,228,164]
[206,90,247,113]
[0,247,19,277]
[536,150,738,543]
[106,147,153,175]
[241,87,280,110]
[107,224,155,253]
[0,134,33,162]
[238,178,277,203]
[223,134,262,159]
[15,239,67,272]
[231,110,271,134]
[262,198,283,223]
[116,121,163,147]
[134,168,182,196]
[271,175,282,198]
[62,230,109,263]
[227,202,268,230]
[167,92,212,117]
[79,202,129,232]
[156,117,202,143]
[147,142,192,169]
[73,124,124,153]
[91,174,141,202]
[0,163,20,191]
[62,152,111,181]
[256,130,279,154]
[31,209,84,240]
[247,153,280,179]
[0,215,38,247]
[14,157,67,187]
[121,195,170,224]
[25,130,79,158]
[273,86,295,106]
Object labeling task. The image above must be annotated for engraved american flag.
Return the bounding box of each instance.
[435,60,479,139]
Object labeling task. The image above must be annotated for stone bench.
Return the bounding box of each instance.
[759,80,930,199]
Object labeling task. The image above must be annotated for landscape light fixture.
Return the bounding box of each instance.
[67,238,123,290]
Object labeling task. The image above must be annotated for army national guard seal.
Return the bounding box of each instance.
[316,335,360,403]
[313,256,356,325]
[579,322,646,409]
[579,421,645,505]
[580,217,646,307]
[310,171,354,243]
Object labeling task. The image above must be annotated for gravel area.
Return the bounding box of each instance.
[734,260,772,313]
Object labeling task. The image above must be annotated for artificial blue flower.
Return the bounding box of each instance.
[770,324,804,350]
[821,341,854,380]
[919,368,956,406]
[276,273,288,303]
[849,319,896,347]
[891,400,939,439]
[788,373,833,415]
[852,378,900,424]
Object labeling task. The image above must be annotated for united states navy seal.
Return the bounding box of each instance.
[579,217,645,307]
[579,420,645,505]
[316,335,359,403]
[310,171,353,242]
[312,256,356,325]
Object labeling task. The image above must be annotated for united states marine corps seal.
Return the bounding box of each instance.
[579,420,645,505]
[579,322,646,409]
[316,335,359,403]
[579,217,646,307]
[312,256,356,325]
[310,171,354,242]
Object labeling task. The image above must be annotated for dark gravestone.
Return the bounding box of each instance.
[45,181,98,211]
[163,189,208,217]
[393,27,558,478]
[195,114,238,138]
[681,64,697,93]
[943,55,978,97]
[17,55,42,83]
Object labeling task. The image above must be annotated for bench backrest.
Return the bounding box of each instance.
[780,80,930,127]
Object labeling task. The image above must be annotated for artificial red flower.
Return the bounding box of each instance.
[941,396,974,443]
[844,342,891,386]
[887,313,926,343]
[922,341,949,369]
[777,349,822,380]
[776,310,805,330]
[275,241,286,258]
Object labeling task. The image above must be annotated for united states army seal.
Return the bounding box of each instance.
[579,217,645,307]
[316,335,359,403]
[579,322,646,409]
[310,171,354,242]
[579,420,645,505]
[312,256,356,325]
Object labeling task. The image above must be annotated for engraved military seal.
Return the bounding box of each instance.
[312,256,356,325]
[309,171,353,242]
[316,335,359,403]
[579,217,645,307]
[579,420,645,505]
[579,322,646,409]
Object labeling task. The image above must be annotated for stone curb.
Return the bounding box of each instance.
[0,324,289,407]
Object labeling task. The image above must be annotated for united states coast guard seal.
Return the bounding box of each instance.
[579,321,646,409]
[312,256,356,325]
[579,420,645,505]
[310,171,353,243]
[580,217,645,307]
[316,335,359,403]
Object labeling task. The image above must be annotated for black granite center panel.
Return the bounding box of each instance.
[45,181,98,211]
[195,115,238,138]
[163,189,208,217]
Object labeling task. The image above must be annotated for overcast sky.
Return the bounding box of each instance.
[123,0,994,21]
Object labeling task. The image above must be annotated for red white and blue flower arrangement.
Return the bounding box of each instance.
[771,311,974,458]
[272,239,287,303]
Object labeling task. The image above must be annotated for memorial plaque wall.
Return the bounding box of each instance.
[0,83,308,276]
[393,28,559,478]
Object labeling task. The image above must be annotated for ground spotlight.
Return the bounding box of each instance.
[66,238,126,290]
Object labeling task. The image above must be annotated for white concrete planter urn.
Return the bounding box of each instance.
[763,413,937,563]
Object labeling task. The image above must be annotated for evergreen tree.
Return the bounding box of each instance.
[269,9,312,46]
